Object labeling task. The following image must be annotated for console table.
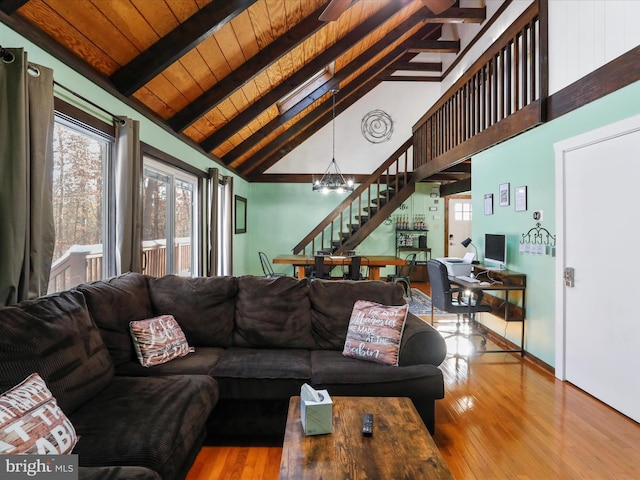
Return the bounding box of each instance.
[450,265,526,356]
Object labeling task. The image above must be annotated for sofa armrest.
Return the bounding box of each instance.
[398,313,446,366]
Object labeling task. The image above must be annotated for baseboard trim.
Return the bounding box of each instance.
[477,324,555,375]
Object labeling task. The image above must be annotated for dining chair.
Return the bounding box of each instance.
[258,252,287,278]
[341,256,369,280]
[387,253,417,298]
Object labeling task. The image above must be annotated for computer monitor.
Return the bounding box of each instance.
[484,233,507,269]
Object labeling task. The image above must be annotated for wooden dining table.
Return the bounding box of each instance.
[273,254,406,280]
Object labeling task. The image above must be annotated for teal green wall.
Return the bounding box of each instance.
[472,79,640,366]
[245,182,444,277]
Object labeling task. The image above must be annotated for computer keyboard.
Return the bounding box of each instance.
[456,275,480,283]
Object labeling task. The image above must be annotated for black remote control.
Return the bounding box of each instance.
[362,413,373,437]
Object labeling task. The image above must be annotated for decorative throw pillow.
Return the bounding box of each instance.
[342,300,409,366]
[0,373,78,454]
[129,315,194,367]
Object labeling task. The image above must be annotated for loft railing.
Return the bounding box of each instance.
[413,1,546,170]
[293,138,414,256]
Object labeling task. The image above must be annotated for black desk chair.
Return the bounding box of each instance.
[387,253,417,298]
[258,252,287,278]
[426,259,492,353]
[341,256,369,280]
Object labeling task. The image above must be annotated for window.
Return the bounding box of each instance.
[142,158,199,277]
[49,115,114,292]
[454,202,472,221]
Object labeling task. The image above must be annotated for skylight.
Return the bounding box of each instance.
[277,62,335,115]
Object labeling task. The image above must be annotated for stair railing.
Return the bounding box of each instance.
[293,138,413,255]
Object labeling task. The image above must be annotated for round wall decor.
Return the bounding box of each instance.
[361,109,393,144]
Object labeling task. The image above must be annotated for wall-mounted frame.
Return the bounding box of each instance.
[515,186,528,212]
[234,195,247,234]
[499,182,510,206]
[484,193,494,215]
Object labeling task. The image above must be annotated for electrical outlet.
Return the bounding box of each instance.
[533,210,543,222]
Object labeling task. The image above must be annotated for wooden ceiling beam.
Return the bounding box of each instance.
[241,35,440,178]
[168,1,331,132]
[111,0,257,97]
[0,0,29,15]
[406,39,460,53]
[199,1,411,153]
[221,17,438,164]
[390,61,442,71]
[383,75,441,82]
[422,7,486,24]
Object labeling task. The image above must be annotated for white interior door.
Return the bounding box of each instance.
[447,197,472,258]
[555,114,640,423]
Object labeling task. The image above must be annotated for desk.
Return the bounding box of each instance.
[449,266,526,356]
[273,255,406,281]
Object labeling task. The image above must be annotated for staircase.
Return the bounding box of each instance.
[293,138,415,255]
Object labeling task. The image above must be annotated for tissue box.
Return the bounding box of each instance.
[300,389,333,435]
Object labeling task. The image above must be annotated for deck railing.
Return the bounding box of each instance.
[48,238,192,292]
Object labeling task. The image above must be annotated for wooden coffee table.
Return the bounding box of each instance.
[279,396,453,480]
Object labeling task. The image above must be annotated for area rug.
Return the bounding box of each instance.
[407,288,456,319]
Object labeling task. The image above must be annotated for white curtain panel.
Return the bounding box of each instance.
[0,48,54,305]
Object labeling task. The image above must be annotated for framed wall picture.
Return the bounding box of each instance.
[484,193,494,215]
[235,195,247,234]
[499,182,510,206]
[515,186,528,212]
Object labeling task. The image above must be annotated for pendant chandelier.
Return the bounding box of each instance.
[312,89,354,194]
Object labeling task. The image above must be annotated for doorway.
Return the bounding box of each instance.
[446,196,472,258]
[555,113,640,423]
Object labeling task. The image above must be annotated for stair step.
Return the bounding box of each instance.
[379,189,396,198]
[347,223,361,232]
[355,216,369,223]
[362,206,378,215]
[371,197,388,206]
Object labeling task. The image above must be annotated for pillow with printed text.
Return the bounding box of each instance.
[0,373,78,454]
[130,315,194,367]
[342,300,408,366]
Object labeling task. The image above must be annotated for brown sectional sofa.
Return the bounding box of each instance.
[0,272,447,479]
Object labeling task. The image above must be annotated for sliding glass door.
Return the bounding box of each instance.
[142,158,199,277]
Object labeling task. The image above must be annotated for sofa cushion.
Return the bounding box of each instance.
[309,280,406,350]
[146,275,237,347]
[70,375,218,480]
[211,348,311,399]
[79,466,162,480]
[0,373,78,454]
[130,315,194,367]
[234,276,315,349]
[0,290,113,415]
[115,347,225,377]
[76,272,153,366]
[342,300,408,366]
[310,350,444,399]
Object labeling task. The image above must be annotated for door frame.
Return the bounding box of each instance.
[554,113,640,380]
[444,195,471,258]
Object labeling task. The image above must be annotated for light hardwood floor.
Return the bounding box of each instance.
[187,286,640,480]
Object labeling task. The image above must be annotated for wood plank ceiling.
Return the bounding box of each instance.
[0,0,487,183]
